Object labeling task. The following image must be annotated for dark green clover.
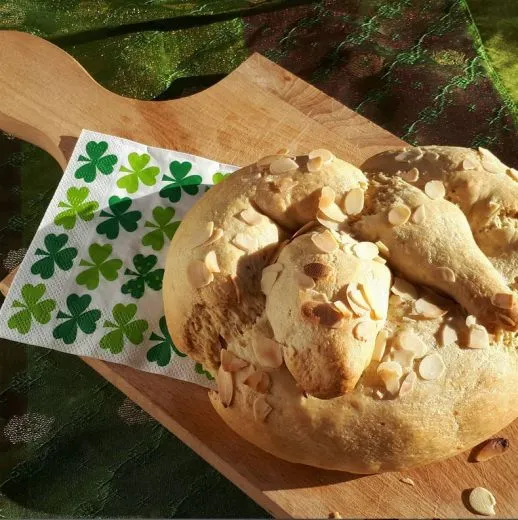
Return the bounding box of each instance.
[121,254,164,299]
[159,160,202,203]
[7,283,56,334]
[75,141,118,183]
[53,294,101,345]
[195,363,214,381]
[147,316,186,367]
[96,195,142,240]
[141,206,180,251]
[100,303,148,354]
[31,233,77,280]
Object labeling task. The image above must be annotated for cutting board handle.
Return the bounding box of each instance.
[0,31,128,168]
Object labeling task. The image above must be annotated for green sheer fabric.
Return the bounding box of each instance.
[0,0,517,517]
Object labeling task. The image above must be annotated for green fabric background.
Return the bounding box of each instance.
[0,0,517,517]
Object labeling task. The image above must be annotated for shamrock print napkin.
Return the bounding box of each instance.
[0,130,238,388]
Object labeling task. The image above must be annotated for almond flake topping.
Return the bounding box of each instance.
[372,330,388,362]
[460,158,477,170]
[320,202,347,223]
[220,350,248,372]
[216,365,233,407]
[506,167,518,182]
[309,148,334,164]
[414,297,447,318]
[232,233,258,252]
[375,241,390,257]
[440,322,458,346]
[253,395,273,422]
[353,241,379,260]
[332,300,352,318]
[270,157,298,175]
[187,260,214,289]
[192,221,215,248]
[388,205,411,226]
[377,361,403,395]
[311,230,338,253]
[344,188,365,215]
[307,155,323,172]
[411,204,426,224]
[391,277,419,300]
[435,266,456,283]
[362,277,387,319]
[316,213,340,230]
[424,180,445,199]
[398,330,428,358]
[354,320,377,341]
[244,370,271,393]
[467,324,489,349]
[258,154,285,166]
[346,283,371,316]
[399,371,417,397]
[319,186,335,209]
[253,335,283,369]
[240,206,264,226]
[418,353,445,380]
[401,167,419,183]
[204,250,220,273]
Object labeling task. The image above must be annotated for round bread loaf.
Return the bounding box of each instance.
[163,146,518,473]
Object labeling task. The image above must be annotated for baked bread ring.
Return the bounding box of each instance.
[163,147,518,473]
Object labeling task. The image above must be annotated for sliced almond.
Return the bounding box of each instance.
[388,205,411,226]
[372,330,388,362]
[296,271,316,289]
[320,202,347,223]
[240,206,263,226]
[261,269,278,296]
[319,186,336,209]
[374,256,387,264]
[395,148,423,162]
[391,277,419,300]
[344,188,365,215]
[377,361,403,395]
[253,395,273,422]
[473,437,509,463]
[400,476,416,486]
[467,324,489,349]
[353,242,379,260]
[506,167,518,182]
[304,262,331,279]
[415,297,447,318]
[435,266,455,283]
[492,292,514,310]
[460,157,477,170]
[479,147,502,174]
[332,300,352,318]
[398,330,428,358]
[192,221,215,248]
[362,278,387,319]
[253,335,283,369]
[375,241,390,258]
[307,155,323,172]
[401,167,419,183]
[391,348,415,369]
[354,320,377,341]
[440,322,458,346]
[424,180,446,199]
[204,250,220,273]
[187,260,214,289]
[216,365,233,407]
[466,315,477,327]
[203,227,224,247]
[418,353,445,380]
[258,154,285,166]
[316,212,340,230]
[309,148,334,164]
[220,349,249,372]
[269,156,298,175]
[244,370,271,393]
[232,232,258,252]
[347,283,371,316]
[468,487,497,516]
[411,204,426,224]
[276,147,290,155]
[399,371,417,397]
[311,230,338,253]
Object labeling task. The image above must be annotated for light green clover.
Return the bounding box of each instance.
[76,243,123,290]
[142,207,180,251]
[100,303,148,354]
[7,283,56,334]
[117,152,161,194]
[54,187,99,230]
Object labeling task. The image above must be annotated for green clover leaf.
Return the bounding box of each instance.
[212,172,231,184]
[146,316,186,367]
[54,187,99,230]
[53,294,101,345]
[96,195,142,240]
[117,152,160,194]
[76,243,123,290]
[141,206,180,251]
[75,141,118,183]
[159,161,202,203]
[7,283,56,334]
[31,233,78,280]
[100,303,148,354]
[195,363,215,381]
[121,254,164,299]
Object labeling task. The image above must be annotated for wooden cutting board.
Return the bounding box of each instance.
[1,30,517,518]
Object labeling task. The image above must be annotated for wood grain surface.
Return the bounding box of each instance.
[1,30,517,518]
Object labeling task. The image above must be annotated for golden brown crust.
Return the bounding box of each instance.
[163,147,518,473]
